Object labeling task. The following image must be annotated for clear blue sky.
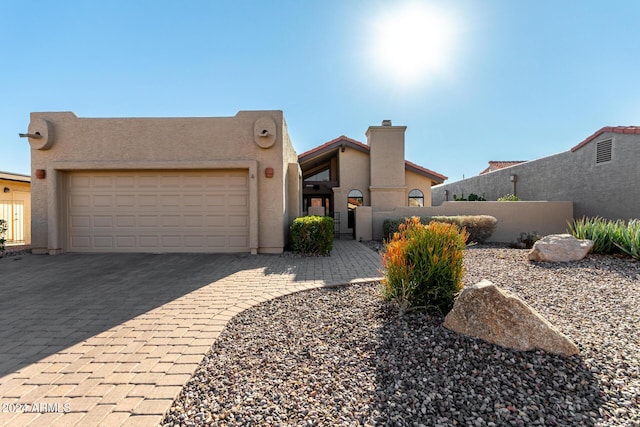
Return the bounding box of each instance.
[2,0,639,182]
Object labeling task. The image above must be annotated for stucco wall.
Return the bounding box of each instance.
[405,170,433,207]
[432,132,639,221]
[27,110,295,254]
[334,148,370,234]
[369,201,573,242]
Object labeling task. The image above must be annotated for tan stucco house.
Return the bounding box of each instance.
[0,171,31,245]
[298,121,446,238]
[25,112,446,254]
[24,111,301,254]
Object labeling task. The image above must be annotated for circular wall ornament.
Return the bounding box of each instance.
[254,117,277,149]
[27,118,54,150]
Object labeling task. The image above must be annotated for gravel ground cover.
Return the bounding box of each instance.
[162,244,639,427]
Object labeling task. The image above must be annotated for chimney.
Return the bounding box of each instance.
[366,120,407,211]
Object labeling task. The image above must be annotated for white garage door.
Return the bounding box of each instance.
[67,170,250,253]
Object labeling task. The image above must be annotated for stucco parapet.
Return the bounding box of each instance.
[48,160,258,172]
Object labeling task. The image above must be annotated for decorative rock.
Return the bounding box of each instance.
[443,280,579,356]
[528,234,593,262]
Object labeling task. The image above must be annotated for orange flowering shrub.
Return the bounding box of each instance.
[380,217,468,315]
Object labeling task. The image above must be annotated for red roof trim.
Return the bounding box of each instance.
[298,136,447,183]
[404,160,447,182]
[571,126,640,152]
[297,135,367,159]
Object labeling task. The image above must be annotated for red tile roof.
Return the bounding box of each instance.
[571,126,640,152]
[479,161,526,175]
[298,136,447,183]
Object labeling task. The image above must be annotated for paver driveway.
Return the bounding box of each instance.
[0,240,382,426]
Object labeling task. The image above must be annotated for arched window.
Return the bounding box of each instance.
[347,189,363,228]
[347,189,363,208]
[408,189,424,207]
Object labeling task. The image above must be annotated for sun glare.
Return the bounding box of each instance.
[370,2,458,86]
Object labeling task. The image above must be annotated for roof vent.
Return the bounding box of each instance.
[382,119,392,126]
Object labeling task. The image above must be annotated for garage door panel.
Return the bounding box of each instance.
[115,195,136,207]
[68,170,250,253]
[70,195,91,208]
[71,235,91,248]
[116,236,136,248]
[94,236,114,248]
[94,195,113,207]
[94,216,113,227]
[116,215,136,227]
[229,215,248,227]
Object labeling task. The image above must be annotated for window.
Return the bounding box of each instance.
[408,189,424,207]
[596,139,612,164]
[347,189,363,209]
[304,169,330,182]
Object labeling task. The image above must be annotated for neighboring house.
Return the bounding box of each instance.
[0,171,31,245]
[479,161,526,175]
[298,121,446,237]
[432,126,640,221]
[24,111,301,254]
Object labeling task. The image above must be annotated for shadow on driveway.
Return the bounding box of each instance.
[0,249,378,378]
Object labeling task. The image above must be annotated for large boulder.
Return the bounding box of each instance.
[443,280,579,357]
[528,233,593,262]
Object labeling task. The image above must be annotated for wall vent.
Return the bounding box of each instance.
[596,139,612,164]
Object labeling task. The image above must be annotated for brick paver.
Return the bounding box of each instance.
[0,240,381,426]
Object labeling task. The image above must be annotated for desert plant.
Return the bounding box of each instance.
[498,193,520,201]
[290,216,334,256]
[614,219,640,260]
[510,231,541,249]
[380,217,468,315]
[0,219,7,252]
[453,192,486,201]
[567,216,624,255]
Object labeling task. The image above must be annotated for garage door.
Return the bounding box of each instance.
[67,170,250,253]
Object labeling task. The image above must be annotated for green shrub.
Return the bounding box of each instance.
[567,216,625,255]
[380,217,468,315]
[498,193,520,201]
[614,219,640,260]
[0,219,7,252]
[291,216,334,256]
[383,215,497,244]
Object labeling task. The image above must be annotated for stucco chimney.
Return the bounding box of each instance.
[366,121,407,211]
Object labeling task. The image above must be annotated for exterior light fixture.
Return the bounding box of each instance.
[35,169,46,179]
[509,174,518,197]
[3,187,9,193]
[265,167,274,178]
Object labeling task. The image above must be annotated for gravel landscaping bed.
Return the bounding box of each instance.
[162,244,639,426]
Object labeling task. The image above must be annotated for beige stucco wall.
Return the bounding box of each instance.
[334,148,371,234]
[370,201,573,242]
[405,170,433,207]
[27,110,298,254]
[0,179,31,245]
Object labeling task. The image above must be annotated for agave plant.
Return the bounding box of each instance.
[567,216,624,255]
